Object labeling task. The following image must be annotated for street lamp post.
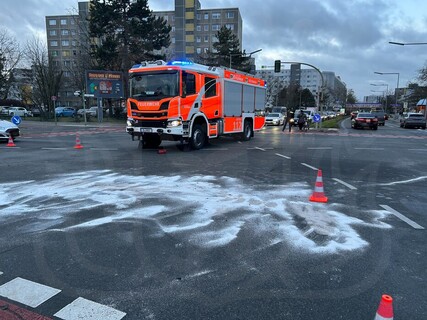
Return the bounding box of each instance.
[229,48,262,69]
[371,83,389,111]
[389,41,427,46]
[374,71,400,113]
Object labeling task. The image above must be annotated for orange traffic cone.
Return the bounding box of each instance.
[374,294,393,319]
[74,133,83,149]
[309,169,328,203]
[6,135,16,147]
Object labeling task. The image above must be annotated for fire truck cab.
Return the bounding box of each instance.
[126,60,266,150]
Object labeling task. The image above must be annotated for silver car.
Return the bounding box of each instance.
[400,113,426,129]
[265,112,284,126]
[0,120,20,141]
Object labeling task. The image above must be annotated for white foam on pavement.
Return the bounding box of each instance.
[0,170,392,253]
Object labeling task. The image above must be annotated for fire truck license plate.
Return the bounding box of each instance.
[141,128,152,132]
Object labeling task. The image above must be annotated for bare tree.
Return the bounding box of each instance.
[0,28,22,99]
[25,37,63,117]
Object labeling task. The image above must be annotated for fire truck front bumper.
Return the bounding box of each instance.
[126,118,186,138]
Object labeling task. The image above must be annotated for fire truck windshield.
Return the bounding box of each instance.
[130,70,179,101]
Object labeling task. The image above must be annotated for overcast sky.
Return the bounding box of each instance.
[1,0,427,100]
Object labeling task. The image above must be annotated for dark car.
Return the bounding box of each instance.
[371,110,385,126]
[400,113,426,129]
[351,113,378,130]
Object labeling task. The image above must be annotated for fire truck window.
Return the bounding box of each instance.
[183,72,196,95]
[205,77,217,98]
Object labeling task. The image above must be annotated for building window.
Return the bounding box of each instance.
[60,19,67,25]
[172,37,175,44]
[61,40,69,46]
[204,48,209,53]
[49,30,57,36]
[212,24,220,31]
[61,29,69,36]
[71,30,76,36]
[212,13,221,19]
[227,12,235,19]
[204,36,209,42]
[226,24,234,30]
[172,26,175,32]
[212,35,218,42]
[204,25,209,31]
[62,50,71,57]
[48,19,57,26]
[196,48,202,54]
[196,14,201,20]
[72,40,77,47]
[196,25,201,31]
[204,13,209,19]
[50,40,58,47]
[196,36,201,43]
[64,71,71,77]
[51,50,59,57]
[63,60,71,67]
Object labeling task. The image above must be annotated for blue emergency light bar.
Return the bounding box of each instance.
[166,60,194,66]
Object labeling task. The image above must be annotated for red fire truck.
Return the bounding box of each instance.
[126,60,266,150]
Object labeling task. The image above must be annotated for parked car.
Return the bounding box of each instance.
[400,113,426,129]
[0,119,20,141]
[55,107,76,117]
[6,107,32,117]
[265,112,284,126]
[77,106,98,118]
[0,106,10,116]
[351,112,378,130]
[31,106,42,117]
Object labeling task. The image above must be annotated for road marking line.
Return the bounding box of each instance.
[408,149,427,151]
[90,148,119,151]
[333,178,357,190]
[42,147,68,150]
[301,163,318,171]
[275,153,291,159]
[354,147,385,150]
[255,147,266,151]
[0,277,61,308]
[307,147,333,150]
[380,205,425,230]
[54,297,126,320]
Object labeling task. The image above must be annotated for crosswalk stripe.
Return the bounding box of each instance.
[0,277,61,308]
[54,297,126,320]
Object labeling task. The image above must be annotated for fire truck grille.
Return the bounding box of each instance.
[135,120,168,128]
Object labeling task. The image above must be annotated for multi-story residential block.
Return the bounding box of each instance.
[154,0,242,60]
[45,1,243,107]
[45,2,89,108]
[257,66,347,109]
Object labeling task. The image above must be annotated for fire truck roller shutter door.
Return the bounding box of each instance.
[243,86,255,113]
[224,81,243,116]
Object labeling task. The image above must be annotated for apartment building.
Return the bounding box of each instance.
[257,66,347,108]
[155,0,242,60]
[45,1,242,107]
[45,2,89,108]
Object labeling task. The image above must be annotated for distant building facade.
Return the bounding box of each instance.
[154,0,242,61]
[44,1,243,107]
[257,66,347,109]
[45,2,89,108]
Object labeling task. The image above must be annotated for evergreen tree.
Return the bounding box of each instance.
[89,0,171,72]
[196,26,251,73]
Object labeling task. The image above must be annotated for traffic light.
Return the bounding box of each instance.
[274,60,281,73]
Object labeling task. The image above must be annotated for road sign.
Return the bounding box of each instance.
[11,115,22,125]
[51,96,57,101]
[313,114,321,123]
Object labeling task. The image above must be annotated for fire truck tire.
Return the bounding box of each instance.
[190,124,207,150]
[241,120,253,141]
[142,134,161,149]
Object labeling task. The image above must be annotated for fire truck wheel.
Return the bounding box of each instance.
[190,124,206,150]
[241,120,253,141]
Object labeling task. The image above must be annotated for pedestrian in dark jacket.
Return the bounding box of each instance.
[282,110,292,132]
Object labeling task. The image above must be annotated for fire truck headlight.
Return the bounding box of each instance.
[127,118,135,127]
[168,119,182,127]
